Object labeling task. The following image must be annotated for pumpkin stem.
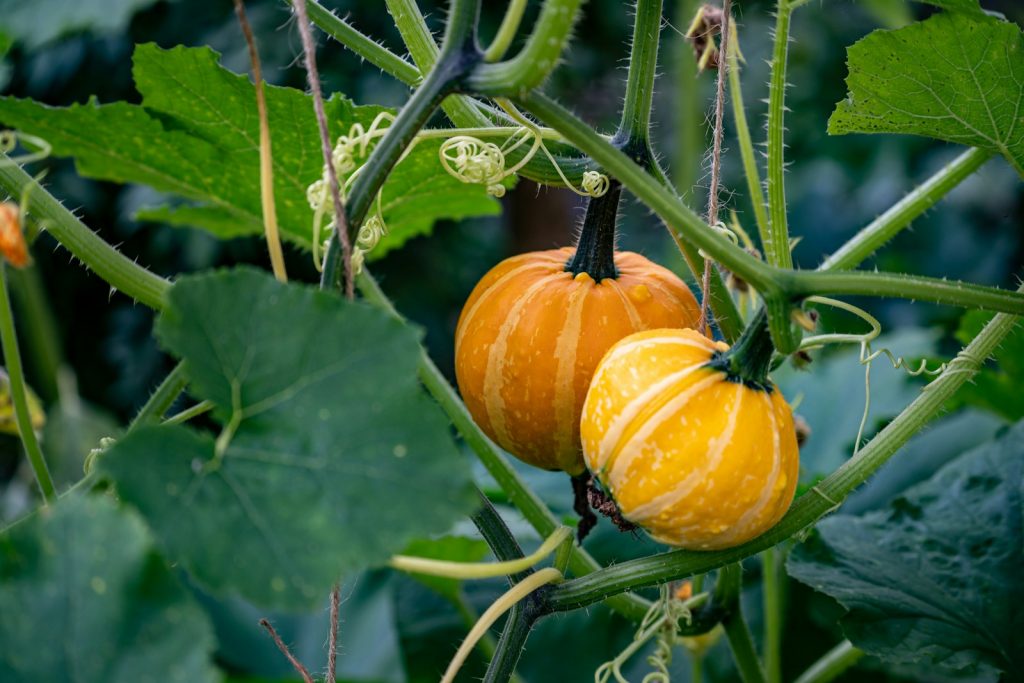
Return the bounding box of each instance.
[713,307,775,390]
[566,180,622,281]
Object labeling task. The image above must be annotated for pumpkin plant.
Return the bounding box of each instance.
[0,0,1022,681]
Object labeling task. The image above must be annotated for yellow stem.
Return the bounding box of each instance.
[441,567,562,683]
[390,526,572,579]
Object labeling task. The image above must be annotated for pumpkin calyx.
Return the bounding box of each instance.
[565,180,622,282]
[709,308,775,391]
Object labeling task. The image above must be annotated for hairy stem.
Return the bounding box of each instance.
[0,264,55,503]
[793,641,864,683]
[128,361,188,432]
[542,285,1023,608]
[728,39,770,245]
[718,565,767,683]
[819,148,992,271]
[7,265,62,403]
[483,600,537,683]
[468,0,584,95]
[618,0,662,145]
[306,0,422,85]
[765,0,794,269]
[0,159,170,309]
[320,50,470,290]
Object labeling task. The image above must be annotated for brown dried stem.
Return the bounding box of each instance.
[259,618,316,683]
[292,0,354,299]
[699,0,731,330]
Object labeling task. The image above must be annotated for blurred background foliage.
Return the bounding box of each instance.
[0,0,1021,681]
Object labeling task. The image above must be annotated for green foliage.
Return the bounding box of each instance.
[0,495,218,682]
[0,44,500,256]
[788,420,1024,679]
[0,0,161,49]
[98,268,477,609]
[831,11,1024,177]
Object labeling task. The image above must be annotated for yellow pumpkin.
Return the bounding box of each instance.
[455,247,702,475]
[580,326,798,549]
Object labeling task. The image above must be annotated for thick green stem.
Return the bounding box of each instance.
[765,0,794,269]
[468,0,584,95]
[320,50,472,289]
[793,641,864,683]
[518,92,778,292]
[789,270,1024,314]
[355,270,652,621]
[672,0,704,201]
[483,600,538,683]
[618,0,662,145]
[566,182,621,281]
[128,361,188,433]
[306,0,422,86]
[542,287,1023,609]
[762,548,784,683]
[819,148,992,271]
[0,159,170,310]
[0,264,56,503]
[728,45,770,246]
[718,564,767,683]
[711,308,774,388]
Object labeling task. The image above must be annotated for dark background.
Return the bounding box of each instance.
[0,1,1020,681]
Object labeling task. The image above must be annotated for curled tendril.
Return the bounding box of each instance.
[0,130,52,167]
[799,296,947,455]
[439,136,507,197]
[698,219,739,260]
[307,112,394,272]
[595,584,707,683]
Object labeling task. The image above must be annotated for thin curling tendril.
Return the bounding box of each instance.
[0,130,52,167]
[799,296,947,455]
[595,585,710,683]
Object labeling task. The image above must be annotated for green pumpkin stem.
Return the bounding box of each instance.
[712,307,775,390]
[566,180,622,281]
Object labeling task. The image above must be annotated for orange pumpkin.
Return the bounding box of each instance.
[580,326,799,549]
[454,247,702,474]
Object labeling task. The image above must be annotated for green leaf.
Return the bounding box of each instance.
[0,0,162,50]
[830,12,1024,177]
[945,311,1024,420]
[788,421,1024,678]
[0,495,218,682]
[97,268,476,609]
[0,44,500,256]
[912,0,984,12]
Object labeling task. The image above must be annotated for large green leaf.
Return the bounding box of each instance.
[0,44,500,256]
[97,268,476,609]
[788,421,1024,678]
[830,12,1024,177]
[0,0,161,49]
[0,495,218,682]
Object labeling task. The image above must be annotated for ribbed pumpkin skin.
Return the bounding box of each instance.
[455,248,702,475]
[581,328,799,549]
